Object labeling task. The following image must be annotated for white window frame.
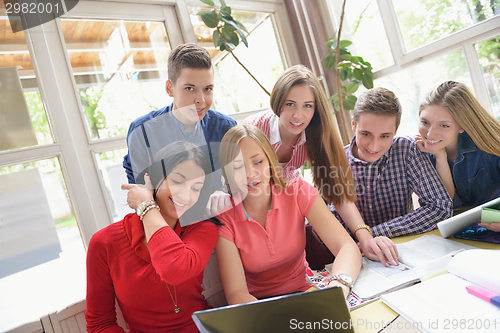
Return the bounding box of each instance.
[0,0,299,247]
[321,0,500,114]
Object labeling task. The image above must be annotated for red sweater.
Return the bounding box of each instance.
[85,213,219,332]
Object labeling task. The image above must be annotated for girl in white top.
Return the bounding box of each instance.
[243,65,398,265]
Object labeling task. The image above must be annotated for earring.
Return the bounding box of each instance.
[459,129,464,133]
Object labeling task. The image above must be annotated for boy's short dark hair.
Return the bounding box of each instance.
[353,87,402,128]
[168,43,212,85]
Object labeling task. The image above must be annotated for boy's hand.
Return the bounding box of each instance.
[478,222,500,232]
[121,175,154,210]
[206,190,231,216]
[359,236,399,267]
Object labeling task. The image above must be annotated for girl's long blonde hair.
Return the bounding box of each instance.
[419,81,500,157]
[220,124,288,194]
[270,65,356,205]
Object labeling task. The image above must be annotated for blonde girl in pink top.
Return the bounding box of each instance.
[215,124,361,306]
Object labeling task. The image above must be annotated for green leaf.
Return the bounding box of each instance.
[353,68,363,80]
[200,0,215,6]
[200,12,217,28]
[343,98,355,110]
[329,93,339,104]
[228,31,239,46]
[340,68,349,81]
[351,56,360,64]
[220,43,226,51]
[221,6,231,16]
[339,48,351,56]
[339,54,352,61]
[362,76,374,89]
[346,83,359,94]
[225,42,236,50]
[324,55,335,69]
[346,95,357,104]
[325,40,334,49]
[234,20,249,34]
[362,68,374,79]
[220,0,228,8]
[237,29,248,47]
[213,30,220,46]
[222,27,238,45]
[339,40,352,48]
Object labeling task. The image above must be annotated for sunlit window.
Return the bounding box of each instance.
[189,8,285,115]
[60,19,172,140]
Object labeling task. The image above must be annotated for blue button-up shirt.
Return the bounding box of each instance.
[429,132,500,209]
[330,136,453,238]
[123,104,236,184]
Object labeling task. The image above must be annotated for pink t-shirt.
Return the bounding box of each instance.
[217,178,318,298]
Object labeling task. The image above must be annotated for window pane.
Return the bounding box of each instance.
[330,0,393,71]
[60,19,172,140]
[0,17,53,152]
[475,35,500,120]
[374,50,471,137]
[0,159,86,332]
[392,0,498,51]
[190,8,285,114]
[96,148,134,222]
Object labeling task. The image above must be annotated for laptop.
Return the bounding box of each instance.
[192,287,354,333]
[437,196,500,238]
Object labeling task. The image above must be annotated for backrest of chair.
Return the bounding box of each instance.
[48,299,128,333]
[201,250,227,308]
[49,300,87,333]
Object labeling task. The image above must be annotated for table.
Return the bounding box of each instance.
[350,229,500,333]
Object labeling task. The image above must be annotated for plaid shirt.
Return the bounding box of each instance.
[330,136,452,238]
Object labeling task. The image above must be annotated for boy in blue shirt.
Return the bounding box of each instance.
[123,43,236,215]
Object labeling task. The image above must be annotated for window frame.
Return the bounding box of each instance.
[321,0,500,115]
[0,0,299,247]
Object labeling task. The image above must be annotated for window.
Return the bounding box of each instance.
[329,0,393,71]
[0,18,52,152]
[475,34,500,120]
[60,19,172,140]
[189,7,286,115]
[326,0,500,137]
[392,0,497,51]
[375,50,471,136]
[0,1,297,330]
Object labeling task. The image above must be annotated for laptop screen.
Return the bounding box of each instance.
[192,287,354,333]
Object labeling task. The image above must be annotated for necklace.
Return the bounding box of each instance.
[166,284,180,314]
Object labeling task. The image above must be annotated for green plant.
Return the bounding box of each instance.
[323,39,374,111]
[197,0,270,95]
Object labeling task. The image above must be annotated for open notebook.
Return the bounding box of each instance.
[381,249,500,333]
[192,287,354,333]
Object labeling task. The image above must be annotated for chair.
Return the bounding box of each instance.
[201,250,227,308]
[47,299,128,333]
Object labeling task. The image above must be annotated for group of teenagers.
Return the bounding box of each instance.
[85,43,500,332]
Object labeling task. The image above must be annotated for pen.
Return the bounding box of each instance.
[466,285,500,307]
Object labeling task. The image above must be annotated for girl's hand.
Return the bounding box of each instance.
[121,175,155,210]
[479,222,500,232]
[415,134,447,160]
[415,133,429,153]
